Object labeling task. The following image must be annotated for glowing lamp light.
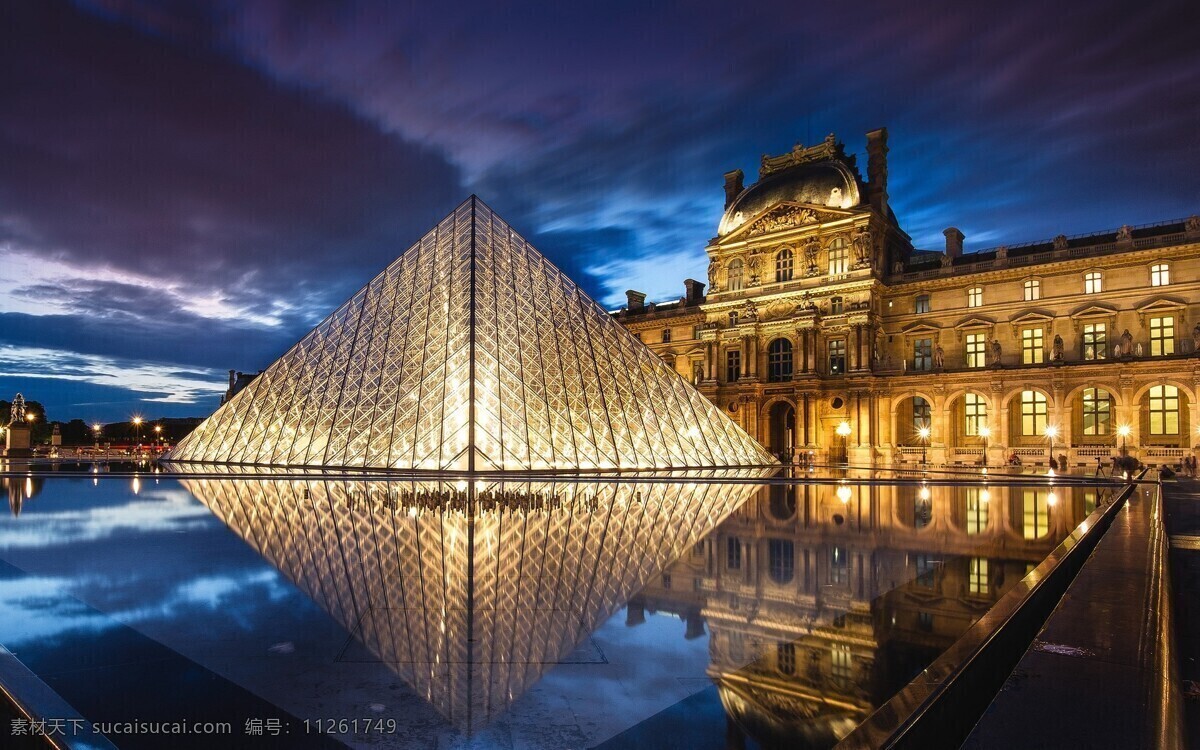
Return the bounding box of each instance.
[1117,425,1132,438]
[836,421,852,437]
[918,426,931,441]
[980,488,991,502]
[979,425,991,439]
[836,485,852,503]
[1044,425,1059,440]
[1047,491,1058,507]
[919,485,931,501]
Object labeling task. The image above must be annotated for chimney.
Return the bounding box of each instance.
[865,128,889,217]
[228,369,237,389]
[723,169,744,209]
[683,278,705,305]
[943,227,965,260]
[625,290,646,310]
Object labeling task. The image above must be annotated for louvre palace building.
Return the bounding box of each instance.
[615,129,1200,466]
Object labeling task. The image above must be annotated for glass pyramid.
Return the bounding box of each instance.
[168,197,774,471]
[178,474,765,734]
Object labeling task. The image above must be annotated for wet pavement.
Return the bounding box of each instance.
[1163,478,1200,747]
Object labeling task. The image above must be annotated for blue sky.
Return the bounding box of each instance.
[2,0,1198,421]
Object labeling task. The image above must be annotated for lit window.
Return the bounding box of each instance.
[912,396,931,436]
[915,294,931,314]
[967,287,983,308]
[830,295,843,314]
[828,238,849,275]
[1083,323,1106,360]
[1150,316,1175,356]
[1021,328,1044,364]
[913,338,932,371]
[829,546,848,585]
[767,338,793,382]
[1022,490,1049,539]
[1151,263,1170,287]
[1084,271,1102,294]
[1020,390,1048,436]
[775,247,794,283]
[1082,388,1112,436]
[964,393,986,436]
[661,328,672,343]
[1149,385,1180,436]
[725,349,741,382]
[965,488,989,535]
[1023,279,1041,301]
[777,642,795,675]
[727,259,744,291]
[966,333,986,368]
[831,644,852,680]
[726,537,741,570]
[968,558,989,595]
[828,338,846,374]
[768,539,794,584]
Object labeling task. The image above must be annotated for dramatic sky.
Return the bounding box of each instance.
[2,0,1198,422]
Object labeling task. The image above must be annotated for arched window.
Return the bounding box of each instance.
[964,393,987,435]
[728,310,738,327]
[768,539,795,584]
[767,338,793,382]
[1081,388,1112,435]
[1020,391,1048,436]
[1149,385,1180,435]
[828,237,849,275]
[775,248,794,282]
[727,259,744,291]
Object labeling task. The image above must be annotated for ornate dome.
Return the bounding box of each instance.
[718,160,863,236]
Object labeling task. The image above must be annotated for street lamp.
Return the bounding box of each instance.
[132,416,144,447]
[836,421,852,465]
[1117,424,1131,453]
[918,425,931,465]
[979,425,991,467]
[1044,424,1059,468]
[153,424,163,447]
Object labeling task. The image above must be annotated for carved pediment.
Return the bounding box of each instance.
[733,202,856,240]
[1134,296,1187,326]
[902,321,942,341]
[1008,309,1056,335]
[1069,303,1119,331]
[951,315,995,341]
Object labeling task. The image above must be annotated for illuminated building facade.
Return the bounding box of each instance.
[618,130,1200,465]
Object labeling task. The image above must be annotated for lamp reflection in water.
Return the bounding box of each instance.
[178,472,765,735]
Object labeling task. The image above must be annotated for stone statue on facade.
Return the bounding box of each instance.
[707,259,718,290]
[743,300,759,322]
[1192,323,1200,354]
[892,260,904,275]
[989,339,1003,367]
[1116,224,1133,243]
[1051,334,1064,362]
[1053,234,1068,251]
[1119,329,1134,358]
[1187,215,1200,234]
[747,253,762,284]
[803,237,820,276]
[852,227,872,269]
[995,245,1007,260]
[933,343,945,370]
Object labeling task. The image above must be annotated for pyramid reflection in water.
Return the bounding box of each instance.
[168,197,772,471]
[179,474,764,732]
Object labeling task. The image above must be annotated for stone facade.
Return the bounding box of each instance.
[617,130,1200,466]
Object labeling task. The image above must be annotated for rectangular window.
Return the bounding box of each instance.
[964,393,986,436]
[967,287,983,308]
[726,349,741,382]
[661,328,672,343]
[915,554,936,589]
[914,294,930,314]
[1021,328,1044,364]
[1149,385,1180,436]
[831,644,852,680]
[829,546,849,585]
[1151,263,1170,287]
[1082,323,1106,360]
[830,296,843,314]
[1084,271,1102,294]
[829,242,849,276]
[965,488,989,535]
[1020,391,1048,436]
[966,333,986,368]
[1022,490,1048,539]
[968,558,989,595]
[1082,388,1111,436]
[913,338,932,371]
[1150,316,1175,356]
[1023,279,1041,301]
[728,311,738,327]
[828,338,846,374]
[726,537,741,570]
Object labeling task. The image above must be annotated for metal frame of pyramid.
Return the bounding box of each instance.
[166,197,775,472]
[179,475,764,733]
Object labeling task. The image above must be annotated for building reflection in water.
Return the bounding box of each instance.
[631,481,1111,749]
[3,475,43,517]
[178,474,765,734]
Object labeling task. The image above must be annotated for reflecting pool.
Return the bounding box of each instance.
[0,471,1115,749]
